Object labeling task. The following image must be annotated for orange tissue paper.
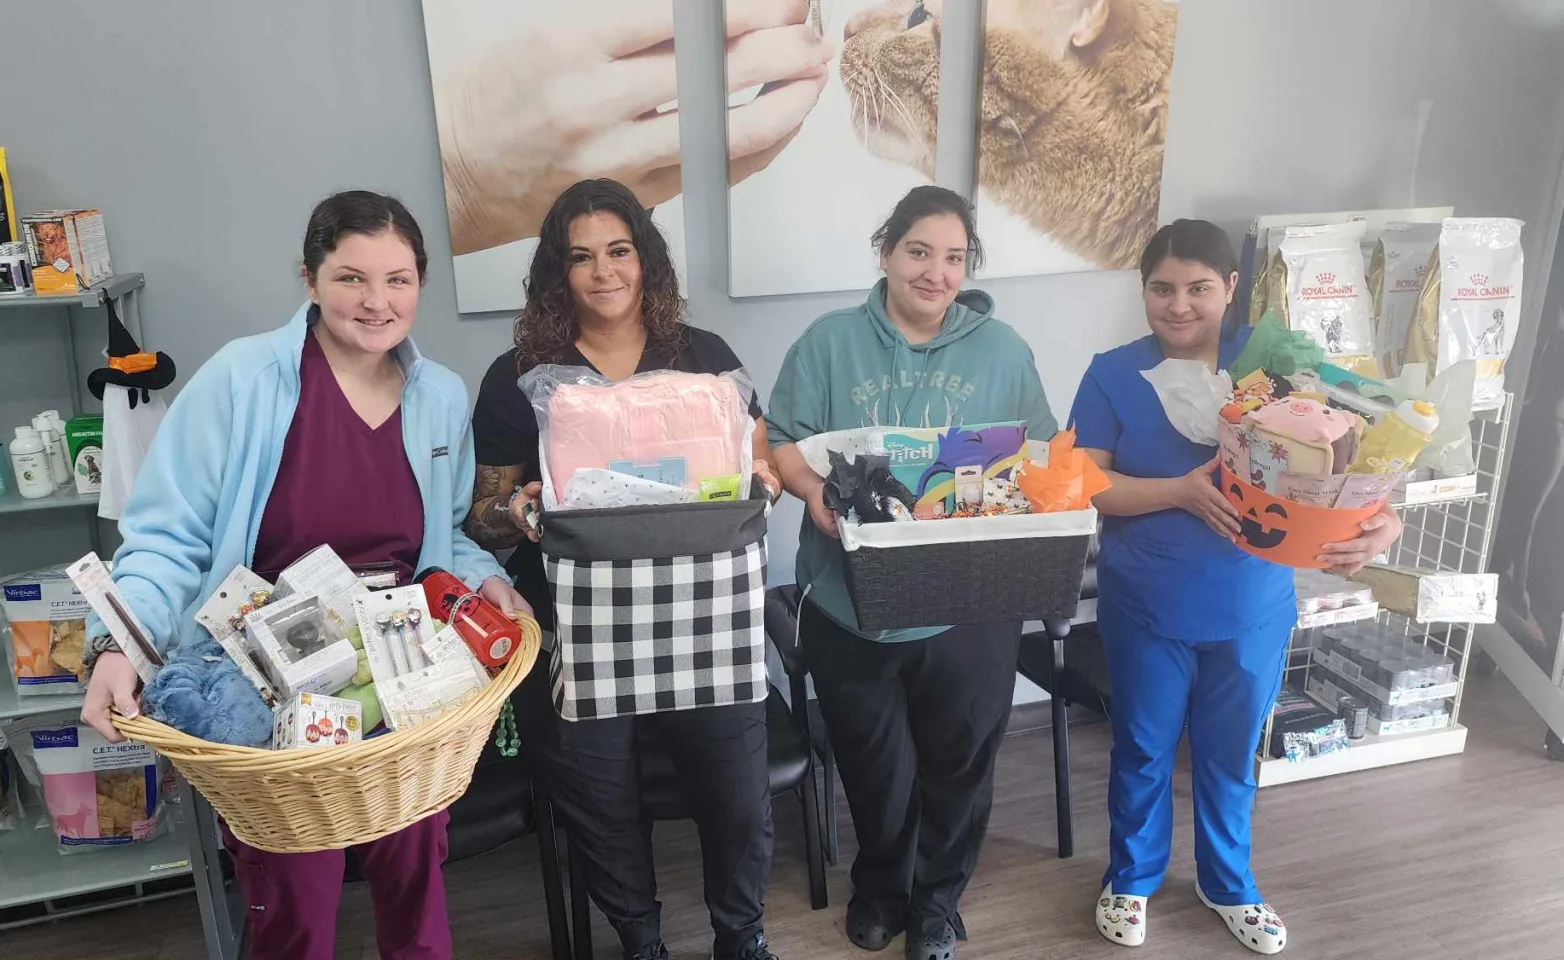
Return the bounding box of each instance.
[1016,430,1111,513]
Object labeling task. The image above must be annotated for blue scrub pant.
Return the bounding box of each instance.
[1098,602,1292,906]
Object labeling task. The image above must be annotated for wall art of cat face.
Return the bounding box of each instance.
[841,0,942,177]
[841,0,1180,272]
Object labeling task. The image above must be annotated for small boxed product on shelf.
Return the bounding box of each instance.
[1295,569,1375,615]
[272,691,363,749]
[243,593,358,699]
[0,241,31,293]
[1313,624,1459,705]
[20,209,112,293]
[1268,686,1350,761]
[1,568,89,694]
[1348,565,1497,624]
[65,415,103,495]
[1367,711,1452,736]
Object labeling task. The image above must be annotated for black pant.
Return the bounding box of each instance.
[801,602,1020,926]
[517,665,773,953]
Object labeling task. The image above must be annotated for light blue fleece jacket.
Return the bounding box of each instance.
[92,302,506,658]
[766,279,1058,642]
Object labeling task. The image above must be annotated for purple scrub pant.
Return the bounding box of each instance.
[221,810,452,960]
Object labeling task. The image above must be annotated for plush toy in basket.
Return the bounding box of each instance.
[1142,314,1464,569]
[797,424,1105,632]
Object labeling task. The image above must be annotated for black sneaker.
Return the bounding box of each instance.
[626,942,670,960]
[714,932,779,960]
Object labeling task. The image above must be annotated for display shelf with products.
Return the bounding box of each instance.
[1257,398,1512,787]
[0,272,144,314]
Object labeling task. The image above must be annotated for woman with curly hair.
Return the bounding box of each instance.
[467,178,782,960]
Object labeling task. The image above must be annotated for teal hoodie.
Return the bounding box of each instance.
[766,279,1058,641]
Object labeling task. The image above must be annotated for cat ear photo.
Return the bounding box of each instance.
[974,0,1182,280]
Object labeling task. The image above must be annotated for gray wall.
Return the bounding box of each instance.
[3,0,1562,593]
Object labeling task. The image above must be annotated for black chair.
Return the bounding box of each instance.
[549,627,830,960]
[764,585,839,865]
[1015,546,1110,860]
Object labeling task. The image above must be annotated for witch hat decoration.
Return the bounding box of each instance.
[87,299,174,407]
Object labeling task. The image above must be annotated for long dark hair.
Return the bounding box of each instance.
[302,190,427,284]
[871,185,986,272]
[515,179,685,366]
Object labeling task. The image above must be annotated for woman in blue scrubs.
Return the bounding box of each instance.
[1070,220,1402,955]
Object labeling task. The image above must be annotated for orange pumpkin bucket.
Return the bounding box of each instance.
[1218,466,1382,569]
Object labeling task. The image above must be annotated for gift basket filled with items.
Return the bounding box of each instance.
[1211,214,1524,776]
[523,365,772,722]
[796,422,1104,631]
[58,549,540,853]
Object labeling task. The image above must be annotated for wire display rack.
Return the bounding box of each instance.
[1257,396,1513,787]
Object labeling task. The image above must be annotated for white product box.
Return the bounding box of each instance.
[272,692,363,749]
[271,545,367,628]
[243,594,357,700]
[378,654,490,731]
[1,568,90,694]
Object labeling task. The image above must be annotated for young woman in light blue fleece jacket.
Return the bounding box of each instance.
[77,191,526,960]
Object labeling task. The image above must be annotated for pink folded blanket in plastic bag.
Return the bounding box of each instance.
[540,370,750,504]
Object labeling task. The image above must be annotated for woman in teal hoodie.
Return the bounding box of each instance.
[768,186,1057,960]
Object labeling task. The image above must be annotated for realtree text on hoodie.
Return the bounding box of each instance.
[766,279,1058,642]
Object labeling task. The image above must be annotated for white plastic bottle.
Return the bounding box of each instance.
[42,410,71,485]
[32,414,69,486]
[9,426,54,499]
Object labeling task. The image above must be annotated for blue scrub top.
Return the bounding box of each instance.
[1070,326,1296,642]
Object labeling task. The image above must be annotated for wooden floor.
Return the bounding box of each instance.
[10,669,1564,960]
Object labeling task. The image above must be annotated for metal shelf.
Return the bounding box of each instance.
[0,675,84,721]
[1258,395,1513,786]
[1256,723,1469,787]
[0,812,192,913]
[0,483,98,517]
[0,273,144,311]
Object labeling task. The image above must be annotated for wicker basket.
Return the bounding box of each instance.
[840,510,1096,632]
[111,615,542,854]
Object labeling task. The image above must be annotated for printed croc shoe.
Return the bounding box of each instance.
[1198,885,1287,954]
[1095,885,1148,947]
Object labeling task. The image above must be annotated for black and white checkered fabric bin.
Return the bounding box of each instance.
[541,496,769,721]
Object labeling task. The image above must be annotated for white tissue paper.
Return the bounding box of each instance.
[1141,360,1233,446]
[1409,360,1478,477]
[560,468,698,511]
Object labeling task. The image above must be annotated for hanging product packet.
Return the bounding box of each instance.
[1368,222,1441,378]
[1014,430,1111,513]
[8,720,171,855]
[1273,222,1378,377]
[1405,217,1524,411]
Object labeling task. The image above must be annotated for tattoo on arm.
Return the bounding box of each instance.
[467,463,526,550]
